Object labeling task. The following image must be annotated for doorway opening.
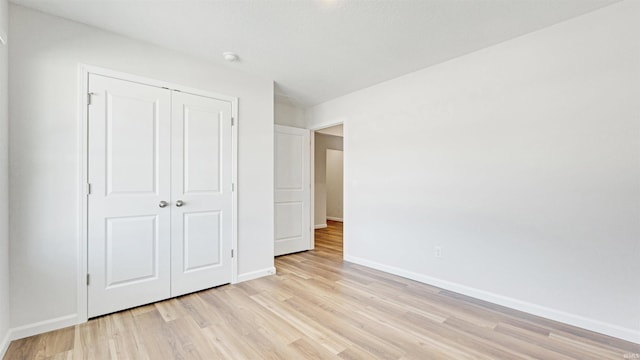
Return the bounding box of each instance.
[312,124,344,258]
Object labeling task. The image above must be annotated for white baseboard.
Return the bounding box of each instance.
[326,217,343,222]
[1,329,10,359]
[314,224,327,229]
[236,267,276,283]
[344,255,640,344]
[8,314,79,342]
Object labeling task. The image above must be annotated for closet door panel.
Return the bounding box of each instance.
[87,74,172,318]
[183,106,221,193]
[171,91,233,297]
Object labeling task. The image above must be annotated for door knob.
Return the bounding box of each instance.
[159,201,168,208]
[175,200,184,207]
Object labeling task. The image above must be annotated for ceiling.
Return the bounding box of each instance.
[12,0,617,107]
[316,124,343,137]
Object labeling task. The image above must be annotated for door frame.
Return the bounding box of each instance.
[77,64,239,323]
[309,121,345,252]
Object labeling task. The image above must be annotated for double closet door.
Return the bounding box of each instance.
[87,74,234,318]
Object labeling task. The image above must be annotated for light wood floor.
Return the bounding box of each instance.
[5,220,639,359]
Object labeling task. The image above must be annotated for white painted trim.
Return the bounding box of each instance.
[79,65,238,103]
[342,122,349,258]
[78,63,239,319]
[309,118,348,133]
[1,330,10,359]
[310,133,315,249]
[237,267,276,283]
[230,98,239,284]
[76,64,89,327]
[326,217,343,222]
[8,314,78,342]
[344,255,640,344]
[314,224,327,229]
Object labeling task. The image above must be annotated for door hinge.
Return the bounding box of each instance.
[231,117,235,126]
[86,274,90,286]
[86,183,91,195]
[232,183,235,192]
[231,249,234,258]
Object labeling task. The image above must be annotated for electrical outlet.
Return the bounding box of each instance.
[435,246,443,259]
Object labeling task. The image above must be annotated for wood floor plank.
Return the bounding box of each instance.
[5,220,639,359]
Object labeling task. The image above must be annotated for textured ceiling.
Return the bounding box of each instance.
[11,0,618,107]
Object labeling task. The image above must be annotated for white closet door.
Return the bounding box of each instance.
[87,74,172,317]
[170,91,233,297]
[274,125,311,256]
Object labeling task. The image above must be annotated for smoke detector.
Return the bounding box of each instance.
[223,52,240,62]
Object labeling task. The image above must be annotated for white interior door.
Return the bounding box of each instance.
[87,74,172,317]
[274,125,310,256]
[170,91,233,297]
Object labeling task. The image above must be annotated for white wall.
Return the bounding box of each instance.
[314,133,343,227]
[326,149,343,220]
[307,1,640,342]
[274,101,305,128]
[0,0,10,355]
[9,5,274,334]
